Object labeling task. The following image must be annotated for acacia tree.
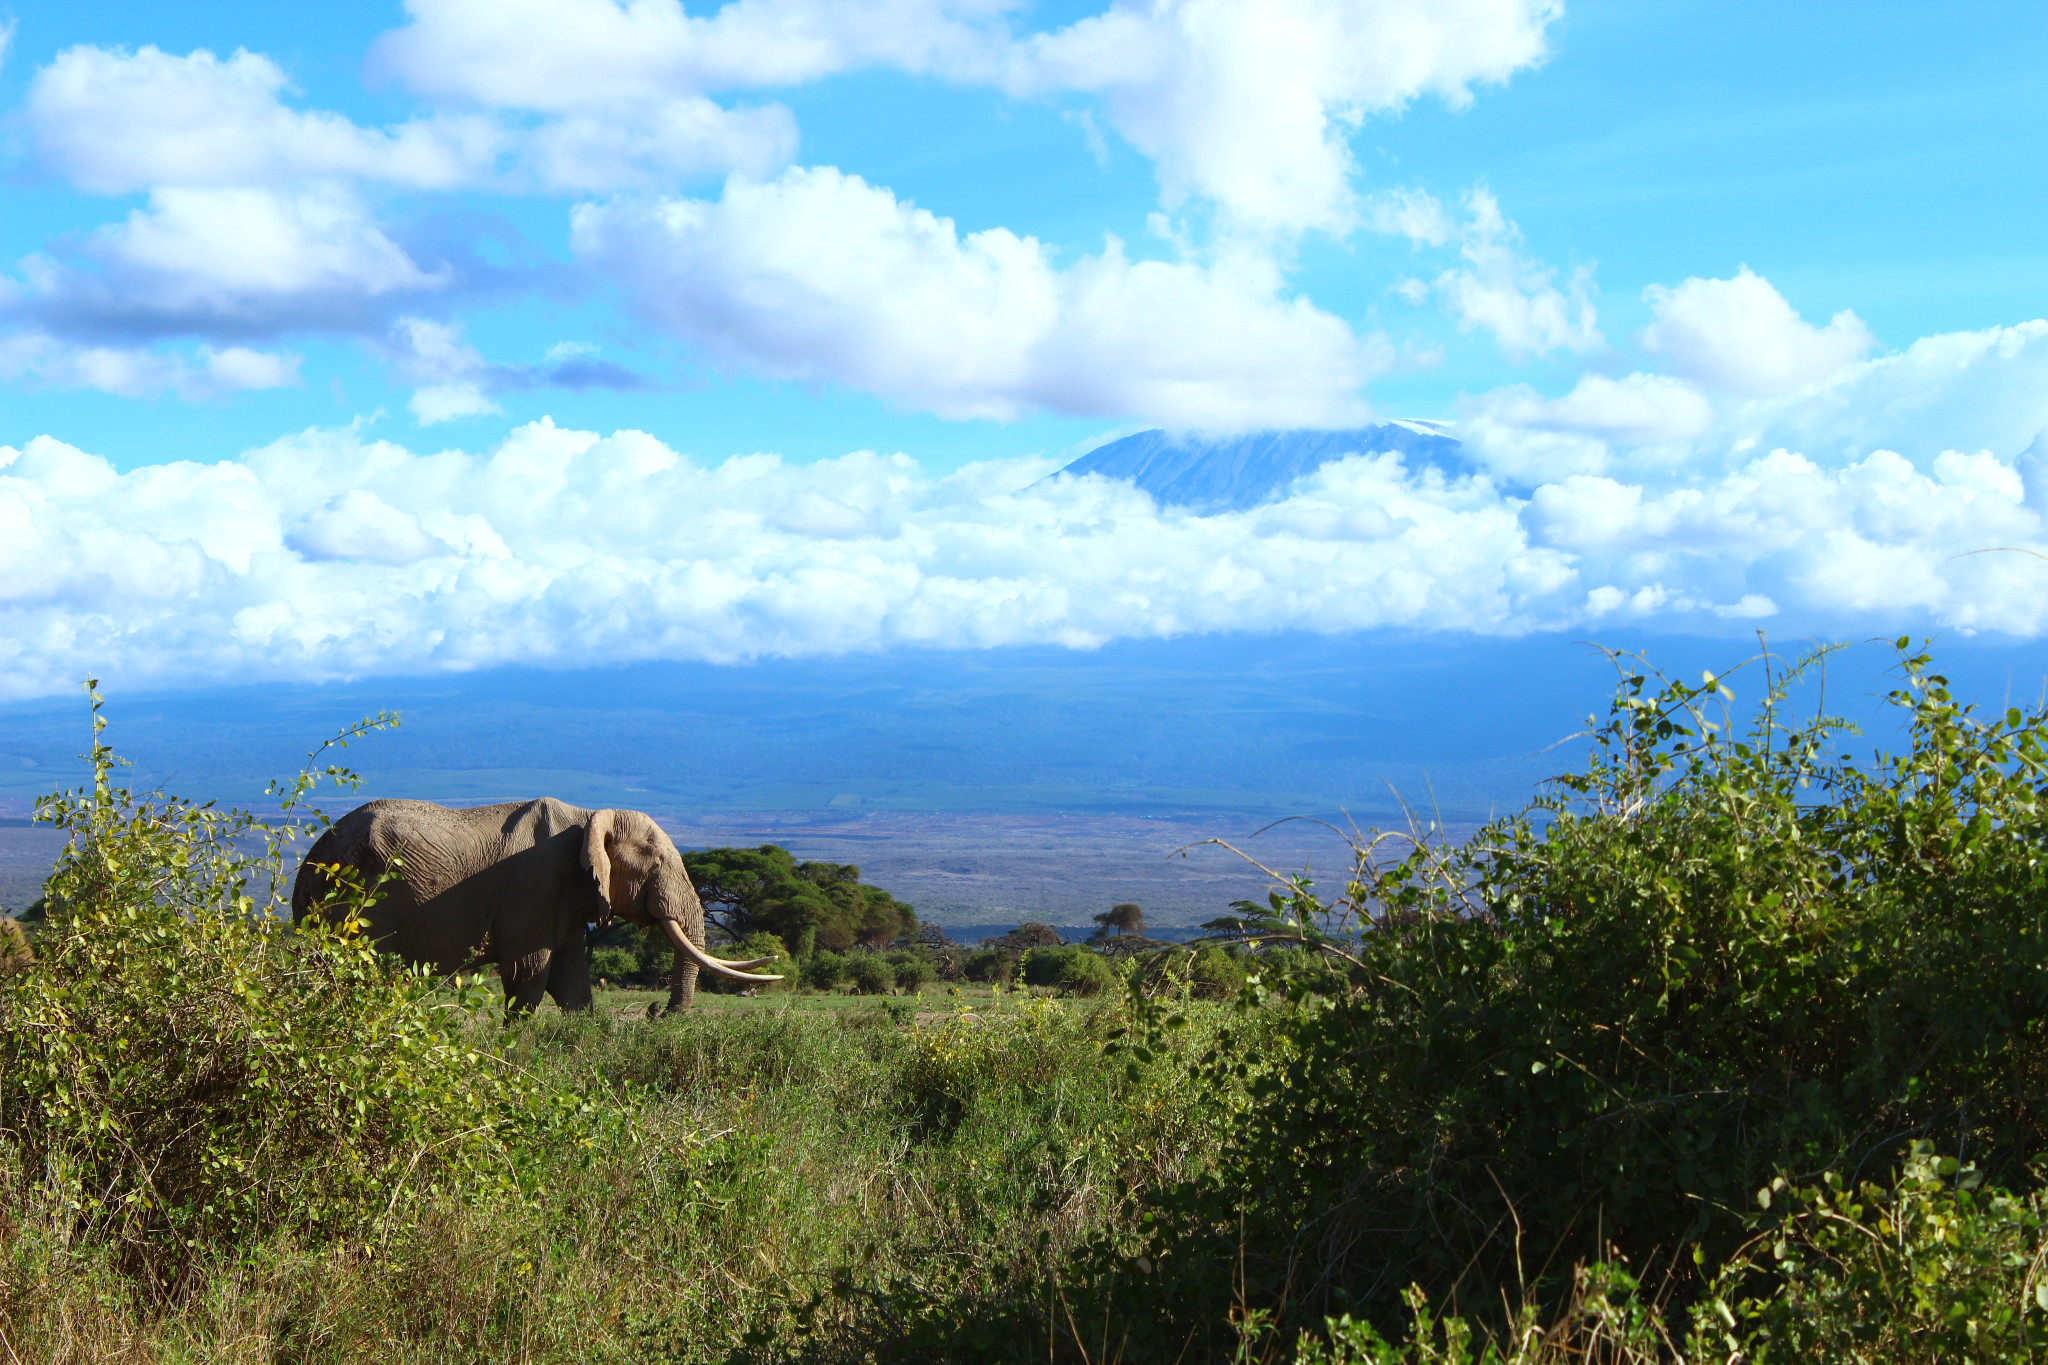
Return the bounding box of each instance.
[682,845,915,955]
[1090,903,1145,939]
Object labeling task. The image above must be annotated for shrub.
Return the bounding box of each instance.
[1056,950,1114,997]
[0,688,546,1300]
[847,953,896,995]
[962,947,1017,984]
[1020,944,1078,987]
[889,953,932,994]
[1282,1144,2048,1363]
[1022,944,1114,997]
[1188,944,1245,1000]
[590,945,639,981]
[1036,642,2048,1355]
[705,929,793,994]
[801,950,849,991]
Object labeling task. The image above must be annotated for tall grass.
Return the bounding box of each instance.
[0,998,1235,1363]
[16,643,2048,1362]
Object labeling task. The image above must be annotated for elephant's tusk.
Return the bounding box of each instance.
[659,918,785,984]
[718,955,778,970]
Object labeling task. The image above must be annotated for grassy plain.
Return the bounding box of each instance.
[0,986,1239,1364]
[16,644,2048,1363]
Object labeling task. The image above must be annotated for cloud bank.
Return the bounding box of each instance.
[572,166,1382,428]
[6,311,2048,700]
[1,0,1564,422]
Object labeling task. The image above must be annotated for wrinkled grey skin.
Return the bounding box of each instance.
[292,798,778,1012]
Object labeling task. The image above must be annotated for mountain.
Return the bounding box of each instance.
[1052,422,1462,512]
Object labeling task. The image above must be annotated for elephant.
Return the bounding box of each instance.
[0,915,32,975]
[291,798,780,1012]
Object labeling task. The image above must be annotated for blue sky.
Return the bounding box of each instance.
[4,1,2048,700]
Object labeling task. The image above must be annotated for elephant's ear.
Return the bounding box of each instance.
[583,809,618,918]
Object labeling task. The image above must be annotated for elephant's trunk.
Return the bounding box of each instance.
[657,917,785,984]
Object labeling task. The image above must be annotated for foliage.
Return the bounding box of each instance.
[963,947,1019,984]
[801,950,850,991]
[1187,943,1246,1000]
[888,951,933,993]
[846,953,897,995]
[0,996,1238,1362]
[1034,640,2048,1355]
[705,930,796,995]
[1699,1142,2048,1362]
[1278,1143,2048,1363]
[0,685,549,1301]
[683,845,916,953]
[1021,944,1117,997]
[1091,902,1146,941]
[589,944,640,980]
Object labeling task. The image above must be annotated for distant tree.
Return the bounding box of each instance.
[986,921,1064,952]
[681,845,917,955]
[588,945,638,983]
[1090,903,1145,941]
[913,922,952,950]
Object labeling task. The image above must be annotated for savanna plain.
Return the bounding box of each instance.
[8,642,2048,1362]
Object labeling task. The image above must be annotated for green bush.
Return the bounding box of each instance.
[889,952,932,994]
[705,929,793,994]
[963,947,1018,984]
[801,950,849,991]
[0,688,549,1300]
[1020,944,1079,987]
[1188,944,1245,1000]
[1279,1144,2048,1364]
[1019,642,2048,1357]
[1057,950,1114,997]
[847,953,897,995]
[589,945,639,980]
[1022,944,1114,996]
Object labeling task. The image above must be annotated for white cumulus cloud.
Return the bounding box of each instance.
[0,333,303,399]
[373,0,1560,234]
[369,0,1008,106]
[24,40,790,197]
[7,314,2048,699]
[572,165,1382,428]
[1011,0,1560,233]
[7,186,452,340]
[26,45,504,194]
[1433,190,1601,359]
[1458,373,1713,482]
[1641,267,1875,396]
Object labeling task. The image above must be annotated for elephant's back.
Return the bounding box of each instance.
[346,799,534,893]
[292,798,577,973]
[293,799,508,917]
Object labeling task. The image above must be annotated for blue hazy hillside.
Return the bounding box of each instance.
[5,631,2045,824]
[1056,423,1464,511]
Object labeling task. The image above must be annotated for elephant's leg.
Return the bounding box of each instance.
[545,936,593,1013]
[664,950,700,1013]
[502,945,554,1013]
